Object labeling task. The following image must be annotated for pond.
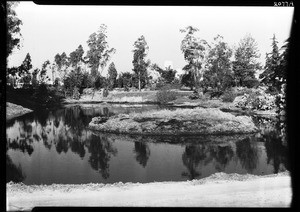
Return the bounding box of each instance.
[6,104,289,185]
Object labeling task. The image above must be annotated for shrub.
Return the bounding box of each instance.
[155,81,166,90]
[169,82,182,90]
[103,87,109,97]
[72,87,80,100]
[32,83,61,105]
[221,90,237,102]
[33,83,49,103]
[54,77,60,87]
[188,90,206,100]
[156,87,178,104]
[124,86,129,92]
[189,90,200,99]
[233,92,276,110]
[244,77,260,88]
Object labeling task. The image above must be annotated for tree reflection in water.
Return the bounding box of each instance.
[56,136,69,154]
[253,116,289,173]
[263,131,289,173]
[181,141,237,180]
[133,141,150,167]
[7,138,34,156]
[182,144,207,180]
[236,137,259,173]
[6,154,26,183]
[6,105,290,184]
[87,134,118,179]
[209,145,234,172]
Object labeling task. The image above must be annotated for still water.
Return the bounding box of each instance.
[6,104,289,185]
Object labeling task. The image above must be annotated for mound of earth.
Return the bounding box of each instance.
[6,102,32,121]
[89,107,258,135]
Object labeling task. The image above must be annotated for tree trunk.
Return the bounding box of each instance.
[139,73,141,91]
[92,88,95,99]
[193,67,198,91]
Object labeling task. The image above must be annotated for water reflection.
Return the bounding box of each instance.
[6,154,26,183]
[87,134,117,179]
[209,144,234,172]
[236,137,259,173]
[182,144,207,179]
[6,105,289,184]
[133,141,150,167]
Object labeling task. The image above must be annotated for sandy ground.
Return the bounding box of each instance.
[7,172,291,210]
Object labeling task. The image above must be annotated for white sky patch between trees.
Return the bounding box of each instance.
[8,2,293,75]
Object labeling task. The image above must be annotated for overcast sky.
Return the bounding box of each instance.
[8,2,294,74]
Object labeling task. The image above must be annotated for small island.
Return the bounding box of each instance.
[89,107,258,135]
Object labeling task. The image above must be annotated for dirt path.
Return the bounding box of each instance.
[7,172,291,210]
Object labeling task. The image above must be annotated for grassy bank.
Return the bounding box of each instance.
[64,90,193,104]
[64,89,278,118]
[89,107,258,135]
[6,102,33,121]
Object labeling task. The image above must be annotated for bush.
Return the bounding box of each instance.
[72,87,80,100]
[157,83,182,91]
[124,86,129,92]
[156,87,178,104]
[233,92,276,110]
[244,77,260,88]
[221,90,237,102]
[103,87,109,97]
[32,83,61,105]
[188,90,206,100]
[155,81,166,90]
[33,83,49,103]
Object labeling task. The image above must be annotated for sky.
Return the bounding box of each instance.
[8,2,294,75]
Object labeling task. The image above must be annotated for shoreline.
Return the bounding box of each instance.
[7,171,291,210]
[63,97,278,118]
[6,102,33,121]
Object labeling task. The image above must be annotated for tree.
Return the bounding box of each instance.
[69,45,84,68]
[107,62,117,90]
[151,64,177,84]
[132,35,150,91]
[259,34,281,93]
[7,53,32,88]
[85,24,116,77]
[82,72,94,88]
[7,2,22,57]
[180,26,209,91]
[40,60,50,83]
[117,73,123,88]
[181,70,194,90]
[19,53,32,74]
[118,72,133,90]
[278,38,289,85]
[202,35,234,93]
[31,68,40,87]
[54,52,69,81]
[232,34,261,87]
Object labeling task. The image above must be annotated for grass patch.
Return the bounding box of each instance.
[156,89,178,105]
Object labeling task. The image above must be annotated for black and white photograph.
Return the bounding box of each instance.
[5,1,295,210]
